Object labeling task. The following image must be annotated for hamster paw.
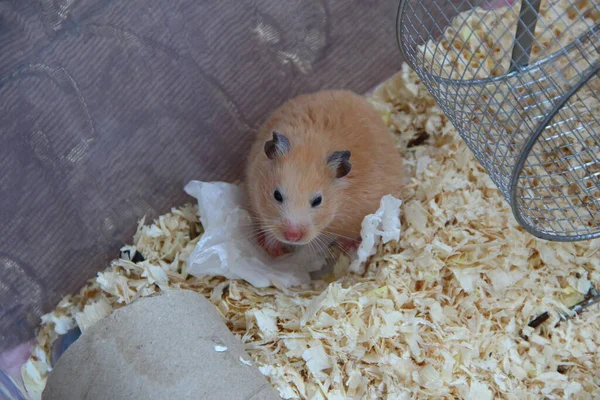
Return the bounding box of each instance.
[266,243,288,258]
[340,238,361,252]
[257,233,289,258]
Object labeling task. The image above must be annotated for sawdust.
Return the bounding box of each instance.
[420,0,599,80]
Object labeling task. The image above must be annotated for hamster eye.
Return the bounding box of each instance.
[310,195,322,208]
[274,189,283,203]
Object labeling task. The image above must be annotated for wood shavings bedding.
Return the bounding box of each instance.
[22,65,600,399]
[421,0,599,80]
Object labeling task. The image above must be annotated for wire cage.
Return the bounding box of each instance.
[397,0,600,241]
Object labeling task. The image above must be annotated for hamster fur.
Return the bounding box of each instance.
[245,90,403,257]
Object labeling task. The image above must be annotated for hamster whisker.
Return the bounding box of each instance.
[318,233,351,256]
[321,230,358,241]
[311,239,331,260]
[239,206,276,221]
[245,227,278,243]
[307,240,319,258]
[313,235,340,259]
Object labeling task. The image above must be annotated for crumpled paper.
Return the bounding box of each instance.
[350,195,403,274]
[184,181,325,287]
[184,181,402,287]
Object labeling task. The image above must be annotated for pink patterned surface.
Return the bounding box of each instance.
[0,341,32,382]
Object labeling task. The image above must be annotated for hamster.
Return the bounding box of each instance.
[245,90,403,258]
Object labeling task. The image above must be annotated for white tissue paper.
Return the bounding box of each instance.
[184,181,402,287]
[349,195,403,274]
[184,181,325,287]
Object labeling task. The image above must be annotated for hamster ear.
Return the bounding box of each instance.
[264,131,291,160]
[327,150,352,178]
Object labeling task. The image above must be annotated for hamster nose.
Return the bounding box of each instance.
[283,225,306,242]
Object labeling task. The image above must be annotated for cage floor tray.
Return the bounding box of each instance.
[22,67,600,400]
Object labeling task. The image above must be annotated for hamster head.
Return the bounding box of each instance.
[250,131,352,246]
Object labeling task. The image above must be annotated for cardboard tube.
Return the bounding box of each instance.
[43,289,280,400]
